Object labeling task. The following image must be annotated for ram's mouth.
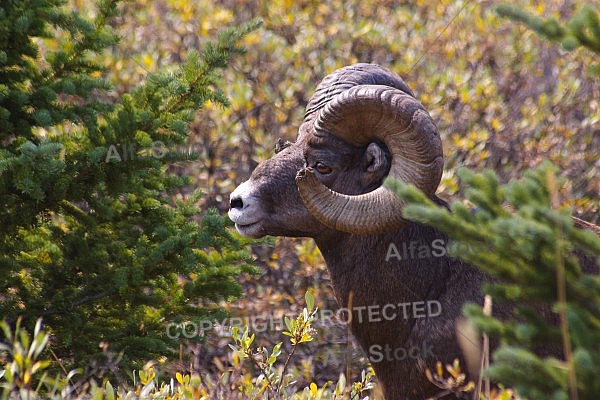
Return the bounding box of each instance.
[235,221,257,229]
[234,221,264,238]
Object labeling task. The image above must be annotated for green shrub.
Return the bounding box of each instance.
[0,0,261,375]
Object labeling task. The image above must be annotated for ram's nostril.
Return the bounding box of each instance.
[230,197,244,210]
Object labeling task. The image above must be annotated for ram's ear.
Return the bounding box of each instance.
[363,142,388,173]
[360,142,390,188]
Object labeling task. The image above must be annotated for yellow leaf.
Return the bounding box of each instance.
[214,9,233,24]
[310,382,317,396]
[201,20,211,35]
[492,118,501,131]
[181,4,194,22]
[353,22,373,38]
[143,54,153,68]
[244,32,260,46]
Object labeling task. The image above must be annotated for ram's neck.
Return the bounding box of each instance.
[315,223,455,311]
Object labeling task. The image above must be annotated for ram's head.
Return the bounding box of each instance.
[229,63,443,238]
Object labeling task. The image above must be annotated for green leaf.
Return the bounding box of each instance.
[305,291,315,311]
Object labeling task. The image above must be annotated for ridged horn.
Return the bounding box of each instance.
[296,71,443,235]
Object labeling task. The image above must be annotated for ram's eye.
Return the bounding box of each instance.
[315,162,332,174]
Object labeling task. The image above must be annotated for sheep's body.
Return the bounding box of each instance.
[314,219,492,399]
[228,63,598,399]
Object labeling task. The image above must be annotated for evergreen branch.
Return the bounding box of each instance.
[393,162,600,397]
[130,19,262,145]
[70,290,113,308]
[58,199,96,226]
[163,19,263,116]
[37,290,114,318]
[496,4,600,55]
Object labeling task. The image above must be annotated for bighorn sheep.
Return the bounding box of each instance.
[228,63,598,399]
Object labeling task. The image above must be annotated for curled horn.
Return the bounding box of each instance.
[296,64,443,234]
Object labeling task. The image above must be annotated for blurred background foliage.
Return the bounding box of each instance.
[91,0,599,217]
[13,0,600,391]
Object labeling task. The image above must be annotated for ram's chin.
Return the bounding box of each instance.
[234,222,265,238]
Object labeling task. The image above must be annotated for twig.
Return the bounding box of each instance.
[547,170,578,400]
